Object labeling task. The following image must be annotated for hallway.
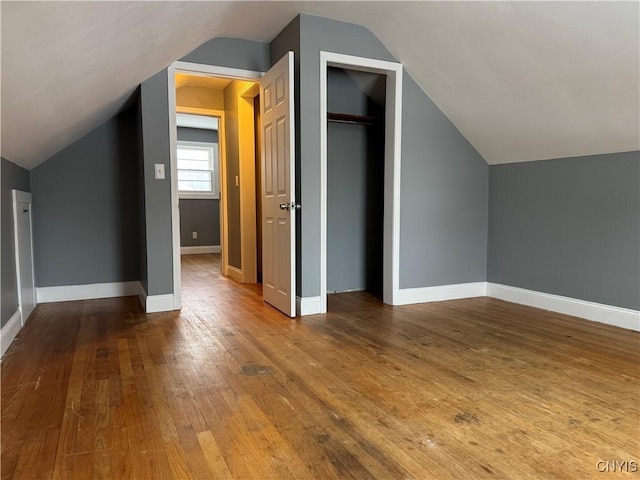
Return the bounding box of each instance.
[180,253,262,313]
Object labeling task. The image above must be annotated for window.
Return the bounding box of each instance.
[177,141,219,199]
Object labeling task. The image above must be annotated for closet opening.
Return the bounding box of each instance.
[326,67,387,303]
[319,52,403,315]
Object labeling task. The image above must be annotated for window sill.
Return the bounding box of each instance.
[179,194,220,200]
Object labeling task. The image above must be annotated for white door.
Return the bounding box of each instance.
[12,190,36,324]
[260,52,296,317]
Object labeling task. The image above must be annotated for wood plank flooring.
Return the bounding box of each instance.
[2,253,639,479]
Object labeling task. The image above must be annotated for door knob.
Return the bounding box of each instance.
[279,202,301,211]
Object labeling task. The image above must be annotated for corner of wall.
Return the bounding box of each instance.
[0,310,22,358]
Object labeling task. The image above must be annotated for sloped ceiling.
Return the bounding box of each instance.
[1,1,638,170]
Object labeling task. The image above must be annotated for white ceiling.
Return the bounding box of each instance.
[1,1,638,170]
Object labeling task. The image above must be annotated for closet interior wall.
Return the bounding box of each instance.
[326,67,386,297]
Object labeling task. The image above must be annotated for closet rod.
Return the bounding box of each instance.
[327,112,375,126]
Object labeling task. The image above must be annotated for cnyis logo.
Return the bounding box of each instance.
[596,460,638,473]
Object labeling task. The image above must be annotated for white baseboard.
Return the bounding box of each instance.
[327,288,366,294]
[296,296,323,316]
[227,265,243,283]
[138,283,147,311]
[145,294,176,313]
[397,282,487,305]
[35,281,176,314]
[1,310,22,358]
[181,245,220,255]
[36,281,142,303]
[487,283,640,332]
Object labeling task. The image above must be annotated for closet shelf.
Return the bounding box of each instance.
[327,112,375,126]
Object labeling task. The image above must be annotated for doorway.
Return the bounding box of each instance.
[12,189,36,324]
[325,67,386,299]
[320,52,404,313]
[167,64,263,311]
[175,112,222,258]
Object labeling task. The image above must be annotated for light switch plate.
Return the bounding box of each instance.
[154,164,165,180]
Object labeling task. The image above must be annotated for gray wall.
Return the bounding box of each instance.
[135,95,148,294]
[327,67,375,115]
[281,14,489,297]
[181,37,270,71]
[488,151,640,310]
[399,73,488,288]
[327,68,384,294]
[139,38,270,295]
[177,127,220,248]
[30,103,143,288]
[140,70,174,296]
[177,127,218,144]
[1,158,30,327]
[180,200,220,247]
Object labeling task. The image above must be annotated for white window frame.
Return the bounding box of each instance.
[177,140,219,199]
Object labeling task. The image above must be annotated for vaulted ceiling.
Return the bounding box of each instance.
[2,1,638,170]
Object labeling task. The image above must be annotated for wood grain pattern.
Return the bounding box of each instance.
[2,253,639,479]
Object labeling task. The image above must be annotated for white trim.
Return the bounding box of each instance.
[180,245,221,255]
[286,51,297,316]
[12,190,36,325]
[179,194,219,200]
[216,110,230,278]
[296,296,323,316]
[29,281,175,315]
[173,61,263,81]
[36,281,141,303]
[238,82,260,284]
[327,287,366,294]
[146,294,176,314]
[138,283,147,311]
[177,106,224,116]
[487,283,640,332]
[176,113,219,130]
[168,63,264,307]
[319,52,403,313]
[1,310,22,358]
[177,109,227,275]
[12,190,31,203]
[167,66,182,311]
[227,265,243,283]
[397,282,487,305]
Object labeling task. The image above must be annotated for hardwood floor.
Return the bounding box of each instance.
[2,253,639,479]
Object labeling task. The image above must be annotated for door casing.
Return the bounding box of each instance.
[167,62,263,310]
[319,52,404,313]
[12,189,36,324]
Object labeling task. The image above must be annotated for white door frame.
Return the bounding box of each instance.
[176,106,227,274]
[12,189,36,324]
[319,52,403,312]
[167,61,263,310]
[237,82,261,284]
